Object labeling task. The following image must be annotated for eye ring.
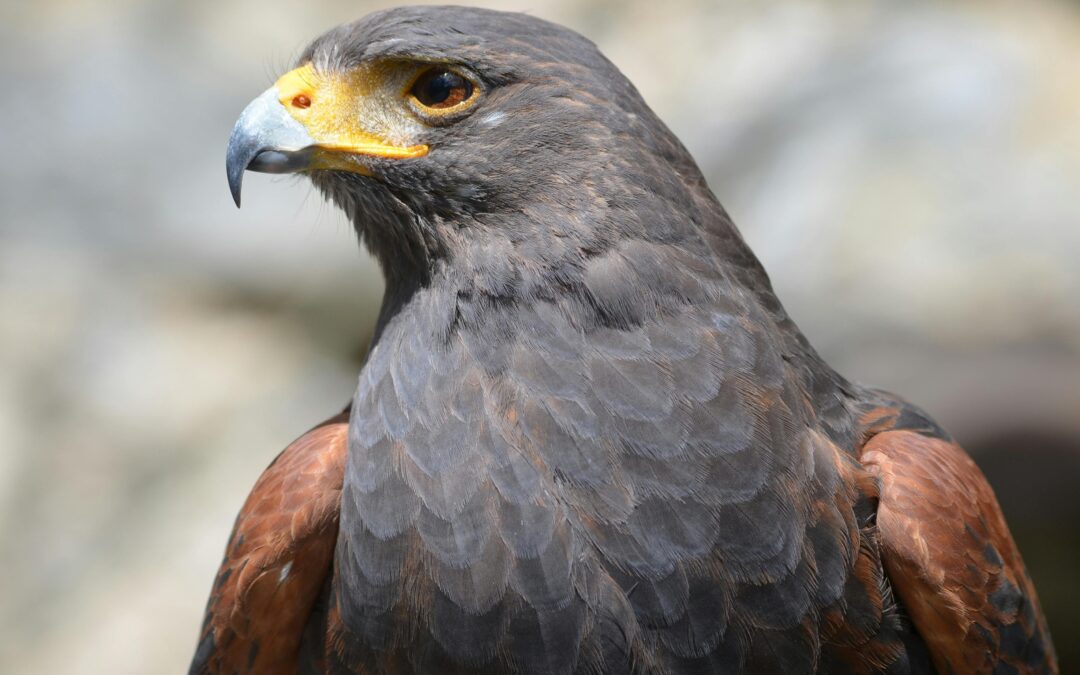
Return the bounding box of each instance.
[406,67,480,119]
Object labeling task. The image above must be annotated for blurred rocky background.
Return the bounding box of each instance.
[1,0,1077,672]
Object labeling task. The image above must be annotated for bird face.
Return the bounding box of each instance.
[226,6,707,286]
[226,58,487,206]
[227,8,653,211]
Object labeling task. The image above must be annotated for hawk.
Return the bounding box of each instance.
[194,6,1056,674]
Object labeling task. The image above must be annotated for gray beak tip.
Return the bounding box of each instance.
[225,88,317,210]
[226,121,256,209]
[227,162,244,208]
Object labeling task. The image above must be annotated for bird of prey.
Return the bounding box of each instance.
[195,6,1056,674]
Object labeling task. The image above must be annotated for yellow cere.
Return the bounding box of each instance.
[273,63,429,164]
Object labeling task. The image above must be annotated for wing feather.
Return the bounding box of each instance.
[861,430,1057,674]
[190,410,349,675]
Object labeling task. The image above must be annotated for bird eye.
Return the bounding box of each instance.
[409,68,475,111]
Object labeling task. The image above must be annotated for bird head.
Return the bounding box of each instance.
[227,6,718,288]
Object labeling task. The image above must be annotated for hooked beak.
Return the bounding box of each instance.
[225,64,430,208]
[226,88,316,207]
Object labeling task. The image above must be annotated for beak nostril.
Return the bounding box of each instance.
[292,95,311,109]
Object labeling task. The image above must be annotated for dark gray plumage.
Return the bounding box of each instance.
[307,8,900,673]
[194,6,1056,675]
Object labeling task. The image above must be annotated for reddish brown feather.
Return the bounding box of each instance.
[861,430,1057,674]
[193,411,350,675]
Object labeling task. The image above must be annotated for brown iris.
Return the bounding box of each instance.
[410,68,474,110]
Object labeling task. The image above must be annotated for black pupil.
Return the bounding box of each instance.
[413,70,471,108]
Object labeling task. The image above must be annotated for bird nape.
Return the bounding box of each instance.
[195,6,1057,675]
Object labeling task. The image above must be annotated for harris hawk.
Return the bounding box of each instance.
[194,6,1057,674]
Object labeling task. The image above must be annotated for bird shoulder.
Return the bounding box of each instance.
[190,409,350,675]
[860,429,1057,674]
